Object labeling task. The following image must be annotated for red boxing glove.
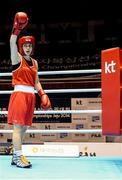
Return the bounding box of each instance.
[41,94,51,110]
[38,89,51,110]
[12,12,28,36]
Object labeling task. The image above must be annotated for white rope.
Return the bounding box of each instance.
[0,110,101,114]
[38,69,102,75]
[0,129,102,134]
[0,88,101,94]
[0,72,12,76]
[0,69,101,77]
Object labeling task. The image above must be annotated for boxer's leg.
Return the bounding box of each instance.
[11,124,31,168]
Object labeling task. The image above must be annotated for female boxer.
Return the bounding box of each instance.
[8,12,51,168]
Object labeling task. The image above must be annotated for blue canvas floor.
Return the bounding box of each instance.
[0,156,122,180]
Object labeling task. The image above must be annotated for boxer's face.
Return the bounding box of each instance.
[23,43,33,56]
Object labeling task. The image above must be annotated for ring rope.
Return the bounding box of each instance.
[0,129,102,134]
[0,69,101,77]
[0,110,101,114]
[0,69,102,134]
[0,88,101,94]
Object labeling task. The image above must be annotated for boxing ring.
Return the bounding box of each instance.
[0,156,122,180]
[0,47,122,179]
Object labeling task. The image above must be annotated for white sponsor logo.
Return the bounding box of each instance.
[105,60,116,73]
